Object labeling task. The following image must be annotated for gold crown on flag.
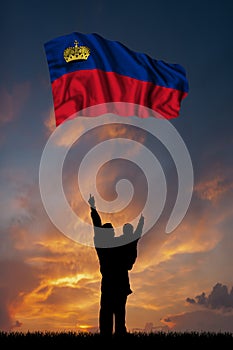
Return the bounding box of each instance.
[64,40,91,63]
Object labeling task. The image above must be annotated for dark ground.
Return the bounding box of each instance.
[0,331,233,347]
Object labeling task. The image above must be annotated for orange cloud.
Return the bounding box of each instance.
[195,173,233,203]
[44,107,56,134]
[43,112,146,147]
[1,126,233,333]
[4,225,101,332]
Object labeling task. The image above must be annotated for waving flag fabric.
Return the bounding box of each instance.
[44,32,189,126]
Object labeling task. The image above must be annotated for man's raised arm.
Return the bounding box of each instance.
[88,194,102,227]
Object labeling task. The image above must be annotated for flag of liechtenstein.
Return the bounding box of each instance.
[44,32,189,126]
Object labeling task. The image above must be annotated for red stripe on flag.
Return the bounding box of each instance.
[52,69,188,126]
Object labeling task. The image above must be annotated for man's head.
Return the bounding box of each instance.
[123,223,134,237]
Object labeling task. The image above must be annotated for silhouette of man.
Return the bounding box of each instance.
[88,194,144,337]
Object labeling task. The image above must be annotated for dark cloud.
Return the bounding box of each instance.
[162,285,233,332]
[162,309,233,333]
[186,283,233,310]
[186,297,195,304]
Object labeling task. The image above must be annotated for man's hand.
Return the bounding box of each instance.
[88,194,96,209]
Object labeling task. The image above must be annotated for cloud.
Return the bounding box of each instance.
[0,83,30,124]
[44,107,56,134]
[194,171,233,204]
[128,192,233,331]
[0,221,100,332]
[161,309,233,332]
[186,297,196,304]
[160,283,233,333]
[1,102,233,333]
[186,283,233,310]
[0,167,46,230]
[44,112,147,149]
[0,259,39,331]
[0,164,101,332]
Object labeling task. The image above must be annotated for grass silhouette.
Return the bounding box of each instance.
[0,330,233,345]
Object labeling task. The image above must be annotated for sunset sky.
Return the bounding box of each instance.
[1,0,233,333]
